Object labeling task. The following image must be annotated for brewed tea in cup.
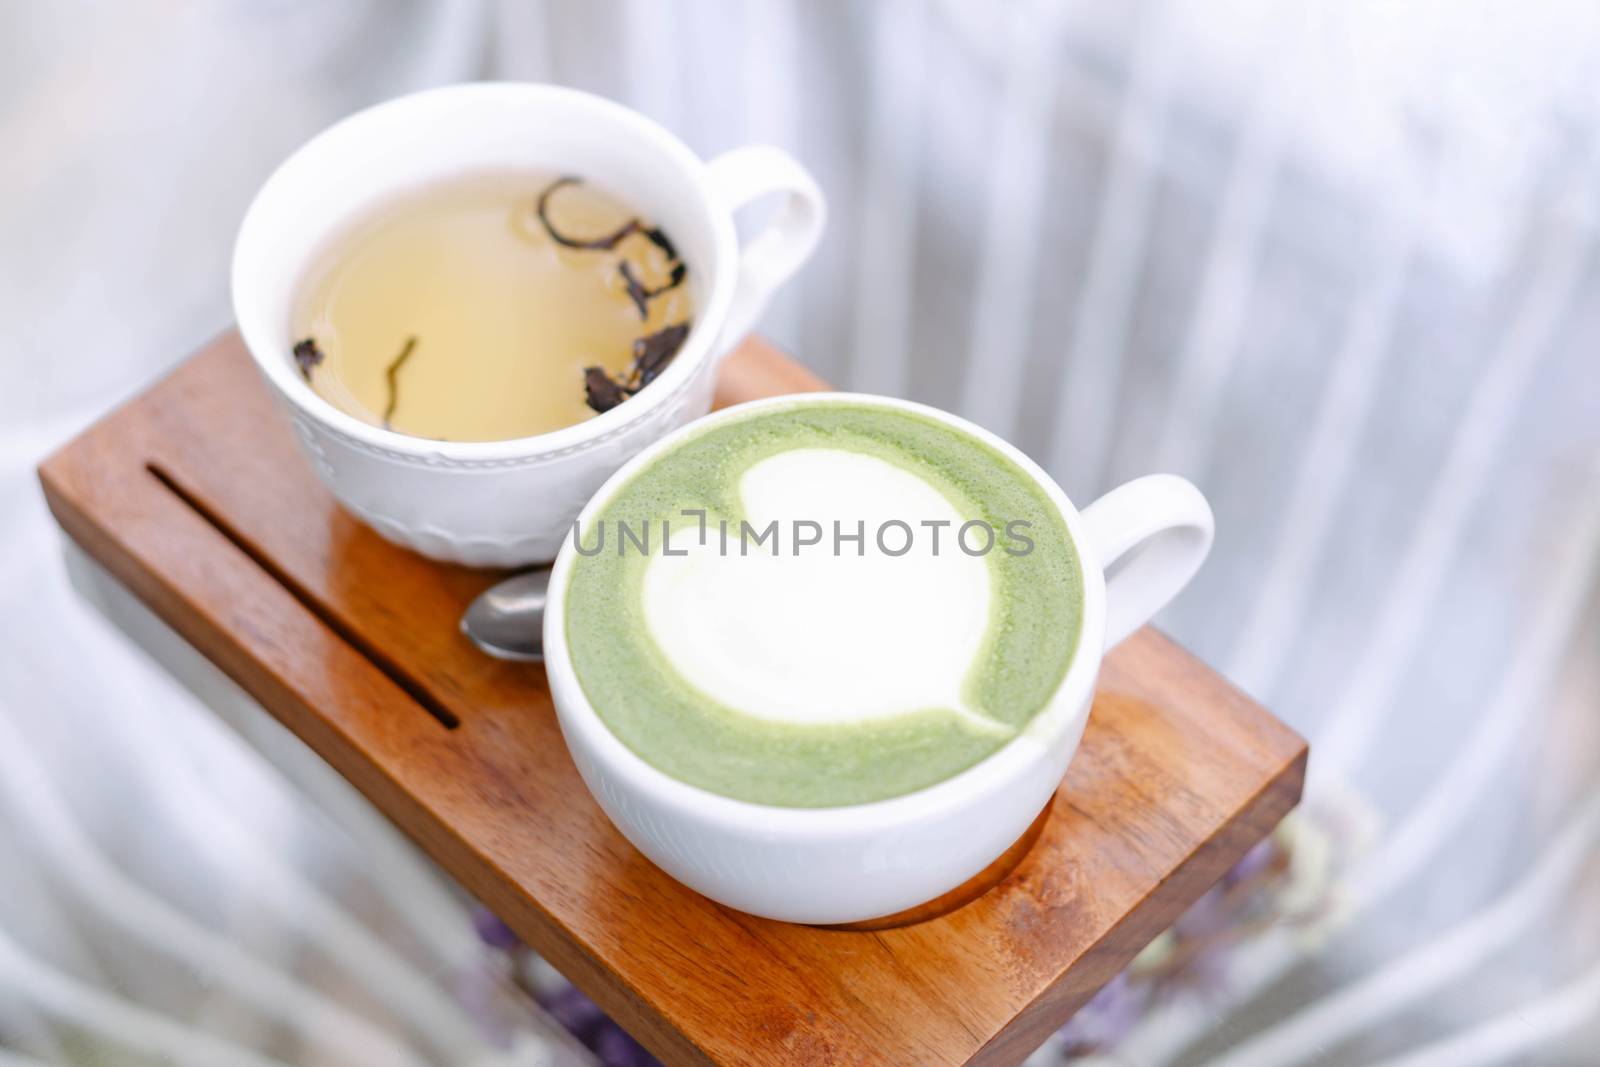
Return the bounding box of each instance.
[293,172,693,442]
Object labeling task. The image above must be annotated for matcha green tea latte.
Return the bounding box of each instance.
[563,401,1084,808]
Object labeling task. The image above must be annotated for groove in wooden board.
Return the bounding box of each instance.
[40,372,718,1066]
[146,462,461,729]
[38,332,1306,1067]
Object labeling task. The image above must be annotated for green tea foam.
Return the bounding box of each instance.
[564,401,1083,808]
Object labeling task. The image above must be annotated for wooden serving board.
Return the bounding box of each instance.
[40,332,1306,1067]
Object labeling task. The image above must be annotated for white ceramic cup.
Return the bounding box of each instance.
[544,393,1214,925]
[233,83,824,566]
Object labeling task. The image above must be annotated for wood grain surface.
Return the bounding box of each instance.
[40,332,1306,1067]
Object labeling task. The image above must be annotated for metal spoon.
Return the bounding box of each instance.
[460,568,550,662]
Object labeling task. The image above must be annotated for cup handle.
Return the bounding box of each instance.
[704,146,826,351]
[1080,474,1214,649]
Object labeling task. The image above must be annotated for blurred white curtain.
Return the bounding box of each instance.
[1,3,592,1065]
[3,1,1598,1065]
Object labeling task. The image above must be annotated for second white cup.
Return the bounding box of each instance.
[543,393,1215,924]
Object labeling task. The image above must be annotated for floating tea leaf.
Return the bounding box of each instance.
[582,322,690,413]
[619,260,650,319]
[642,226,679,262]
[293,338,324,380]
[296,174,695,435]
[631,323,690,388]
[537,177,641,251]
[584,366,630,413]
[618,260,688,320]
[534,175,692,415]
[382,336,418,428]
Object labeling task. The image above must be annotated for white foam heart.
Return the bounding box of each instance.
[641,448,1004,733]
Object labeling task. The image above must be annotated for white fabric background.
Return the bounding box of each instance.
[2,1,1598,1064]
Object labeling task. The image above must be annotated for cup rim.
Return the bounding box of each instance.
[543,392,1108,837]
[231,82,739,462]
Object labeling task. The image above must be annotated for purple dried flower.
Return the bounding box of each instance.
[536,981,661,1066]
[1058,973,1141,1053]
[472,906,522,951]
[1224,839,1278,887]
[1173,885,1230,941]
[541,983,607,1039]
[593,1023,661,1067]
